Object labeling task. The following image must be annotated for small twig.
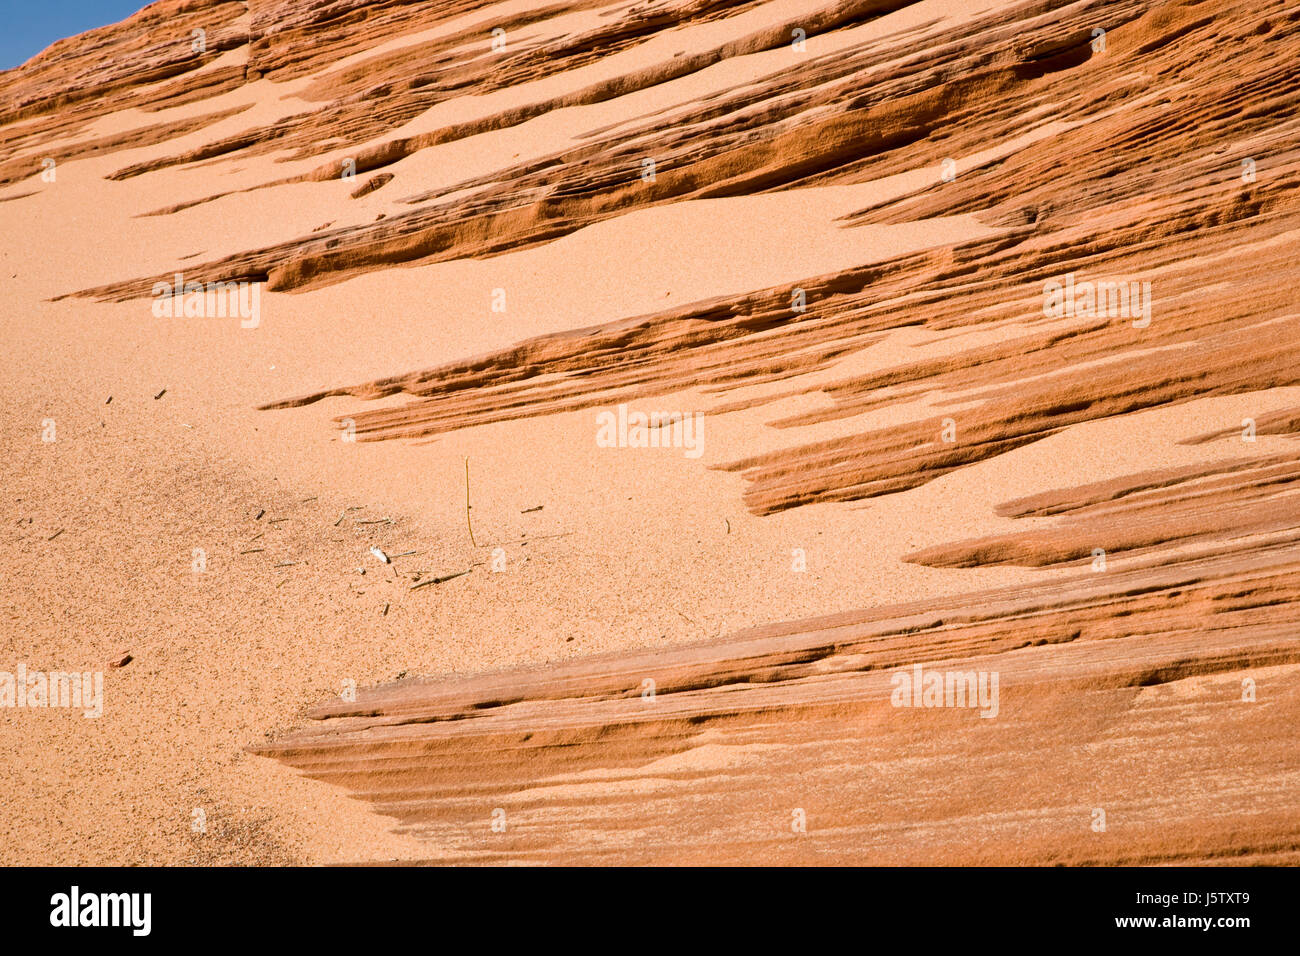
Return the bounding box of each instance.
[154,388,166,400]
[274,561,298,568]
[254,509,265,520]
[521,505,544,514]
[356,518,391,525]
[465,457,478,547]
[334,513,346,527]
[47,528,64,541]
[410,569,471,590]
[239,548,264,555]
[381,602,389,616]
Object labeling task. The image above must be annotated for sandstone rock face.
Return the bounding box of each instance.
[3,0,1298,865]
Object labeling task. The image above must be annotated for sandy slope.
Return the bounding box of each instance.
[1,0,1298,864]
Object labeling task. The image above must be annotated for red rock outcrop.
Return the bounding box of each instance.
[8,0,1298,865]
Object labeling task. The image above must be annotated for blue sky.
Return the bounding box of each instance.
[2,2,148,71]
